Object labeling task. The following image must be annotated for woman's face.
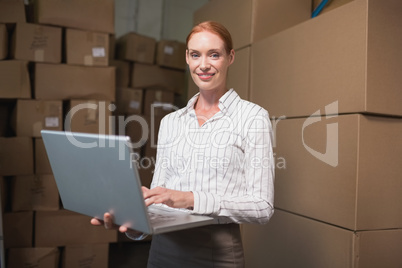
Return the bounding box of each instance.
[186,31,234,93]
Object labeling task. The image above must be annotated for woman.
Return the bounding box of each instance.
[92,21,275,267]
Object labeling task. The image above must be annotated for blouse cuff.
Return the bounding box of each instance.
[192,191,220,215]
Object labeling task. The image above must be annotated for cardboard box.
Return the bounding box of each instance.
[131,63,185,95]
[116,32,156,64]
[142,141,157,186]
[142,114,162,157]
[11,22,62,63]
[7,247,59,268]
[156,40,186,70]
[0,0,26,23]
[273,114,402,231]
[3,211,34,248]
[143,88,176,116]
[194,0,311,50]
[34,63,116,101]
[65,28,109,66]
[12,99,63,137]
[35,210,117,247]
[123,115,162,189]
[313,0,354,15]
[227,46,250,101]
[120,114,162,156]
[0,60,31,99]
[137,160,154,190]
[11,174,59,211]
[0,137,34,176]
[35,138,52,174]
[119,114,149,152]
[251,0,402,118]
[115,87,143,115]
[0,24,7,60]
[62,244,108,268]
[243,209,402,268]
[64,100,113,134]
[31,0,114,34]
[110,59,131,87]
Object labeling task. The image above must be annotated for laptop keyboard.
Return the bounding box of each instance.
[148,211,176,224]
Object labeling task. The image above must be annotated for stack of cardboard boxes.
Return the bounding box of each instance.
[0,0,118,267]
[1,0,188,264]
[192,0,312,101]
[111,33,187,191]
[108,34,187,248]
[199,0,402,267]
[195,0,402,267]
[2,0,401,267]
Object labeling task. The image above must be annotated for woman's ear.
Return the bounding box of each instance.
[229,49,235,65]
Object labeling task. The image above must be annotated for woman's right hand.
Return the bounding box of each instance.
[90,212,128,233]
[90,186,151,238]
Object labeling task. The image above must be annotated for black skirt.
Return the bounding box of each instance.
[147,223,245,268]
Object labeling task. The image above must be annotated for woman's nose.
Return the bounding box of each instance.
[200,56,210,70]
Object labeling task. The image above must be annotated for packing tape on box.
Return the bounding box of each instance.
[155,91,162,102]
[34,49,45,62]
[32,175,45,195]
[84,55,93,66]
[33,121,43,136]
[35,101,45,114]
[85,101,98,125]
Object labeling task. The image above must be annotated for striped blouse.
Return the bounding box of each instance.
[151,89,275,225]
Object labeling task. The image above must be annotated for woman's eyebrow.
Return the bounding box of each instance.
[188,48,222,53]
[208,49,221,53]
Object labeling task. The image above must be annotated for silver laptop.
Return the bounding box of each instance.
[41,130,214,235]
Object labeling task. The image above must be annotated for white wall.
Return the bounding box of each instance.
[162,0,208,42]
[114,0,139,38]
[115,0,208,41]
[137,0,164,41]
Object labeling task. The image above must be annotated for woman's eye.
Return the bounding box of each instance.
[211,53,219,59]
[191,54,199,59]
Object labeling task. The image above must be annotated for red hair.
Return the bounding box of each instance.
[186,21,233,55]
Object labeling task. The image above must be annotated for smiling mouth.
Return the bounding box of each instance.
[197,73,215,80]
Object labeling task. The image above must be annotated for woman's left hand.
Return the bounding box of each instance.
[142,186,194,209]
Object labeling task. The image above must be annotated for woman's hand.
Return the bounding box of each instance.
[89,187,151,231]
[90,212,128,232]
[90,212,145,238]
[142,186,194,209]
